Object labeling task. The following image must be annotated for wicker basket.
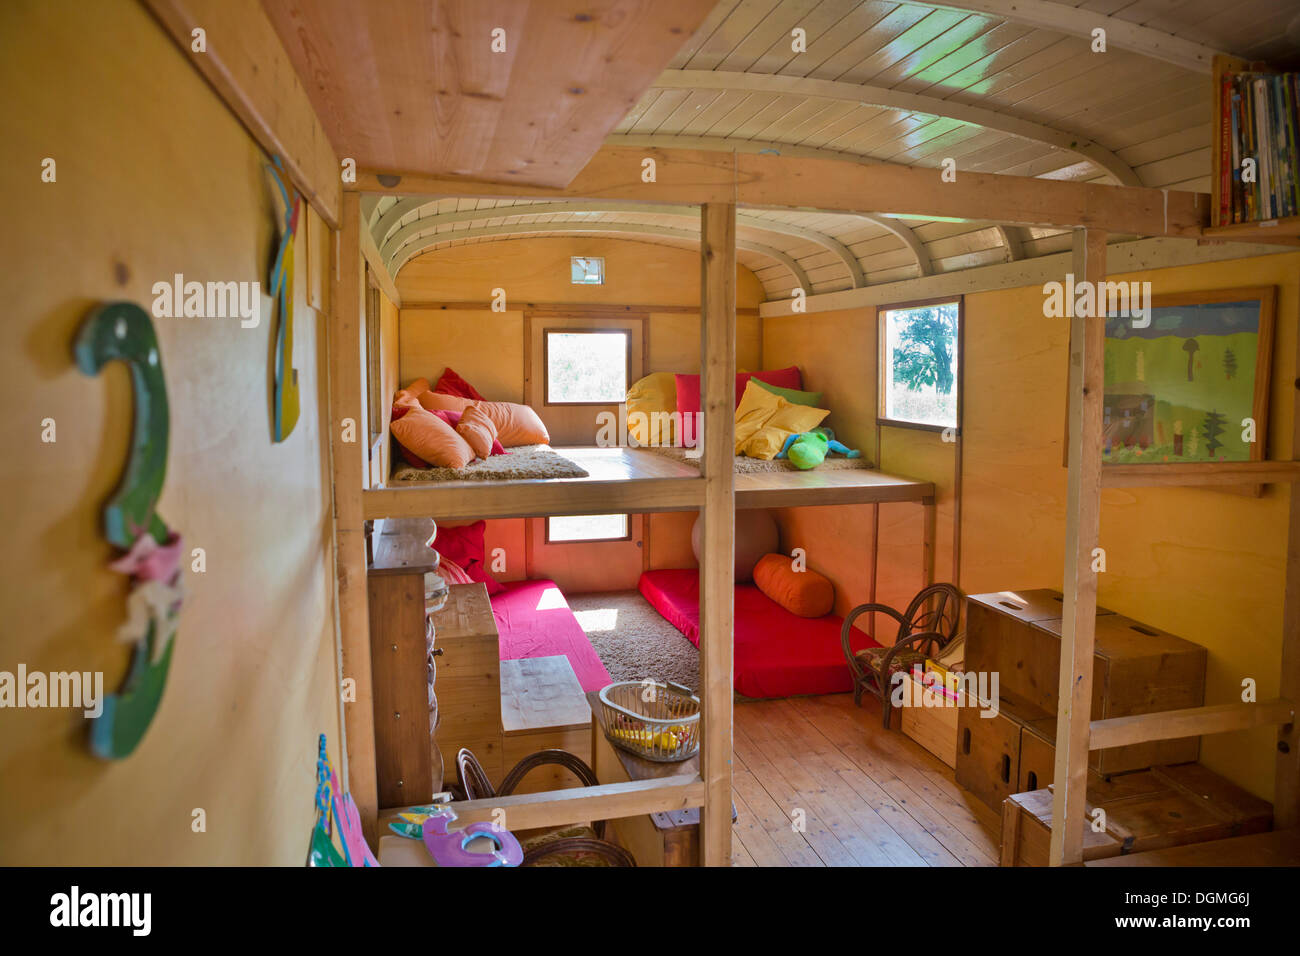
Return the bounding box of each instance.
[598,681,700,762]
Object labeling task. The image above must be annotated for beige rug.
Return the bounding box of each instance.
[568,591,699,692]
[394,444,589,482]
[645,445,871,474]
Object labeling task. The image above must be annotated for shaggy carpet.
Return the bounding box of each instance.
[568,590,699,692]
[394,444,588,482]
[644,446,871,473]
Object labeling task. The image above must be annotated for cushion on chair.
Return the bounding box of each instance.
[856,645,926,675]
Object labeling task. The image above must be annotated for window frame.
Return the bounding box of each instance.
[542,327,633,407]
[876,295,964,435]
[544,513,632,544]
[570,255,605,285]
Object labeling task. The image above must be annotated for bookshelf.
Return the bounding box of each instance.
[1207,55,1300,246]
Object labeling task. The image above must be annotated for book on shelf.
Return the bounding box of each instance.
[1221,68,1300,225]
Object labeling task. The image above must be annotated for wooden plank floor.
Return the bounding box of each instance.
[729,694,1001,867]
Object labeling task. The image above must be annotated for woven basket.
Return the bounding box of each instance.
[598,681,700,762]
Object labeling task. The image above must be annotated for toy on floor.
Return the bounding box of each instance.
[389,804,523,867]
[310,734,379,867]
[777,428,861,470]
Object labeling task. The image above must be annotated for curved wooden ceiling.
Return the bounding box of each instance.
[352,0,1300,300]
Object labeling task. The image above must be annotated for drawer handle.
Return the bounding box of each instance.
[1026,771,1038,790]
[962,728,971,755]
[1000,754,1011,784]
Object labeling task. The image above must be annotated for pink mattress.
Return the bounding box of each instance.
[637,569,879,699]
[491,578,612,693]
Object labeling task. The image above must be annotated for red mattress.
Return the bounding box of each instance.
[491,579,612,693]
[638,569,879,699]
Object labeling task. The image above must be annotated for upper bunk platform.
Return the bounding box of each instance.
[362,446,933,521]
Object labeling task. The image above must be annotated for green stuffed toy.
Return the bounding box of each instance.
[777,427,861,470]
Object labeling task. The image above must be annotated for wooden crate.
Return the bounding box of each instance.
[1032,615,1206,773]
[955,689,1050,809]
[899,672,963,768]
[1000,764,1273,866]
[499,656,592,794]
[1018,716,1111,791]
[429,583,503,787]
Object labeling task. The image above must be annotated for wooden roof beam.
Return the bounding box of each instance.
[376,200,865,288]
[350,146,1210,238]
[653,70,1141,187]
[912,0,1225,74]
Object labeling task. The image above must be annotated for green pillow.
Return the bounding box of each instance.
[752,377,823,407]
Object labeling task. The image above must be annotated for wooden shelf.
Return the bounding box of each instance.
[1100,459,1300,488]
[1201,215,1300,246]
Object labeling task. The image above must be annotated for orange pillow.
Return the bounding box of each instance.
[456,403,498,460]
[391,405,474,469]
[417,391,472,414]
[480,401,549,446]
[752,553,834,618]
[402,377,431,398]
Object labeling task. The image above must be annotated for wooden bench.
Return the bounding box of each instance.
[499,655,592,794]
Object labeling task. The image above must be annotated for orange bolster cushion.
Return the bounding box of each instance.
[752,552,834,618]
[391,405,475,469]
[456,403,499,460]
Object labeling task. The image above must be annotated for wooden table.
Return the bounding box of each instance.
[500,656,592,793]
[586,690,732,867]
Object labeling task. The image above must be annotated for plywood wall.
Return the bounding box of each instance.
[764,252,1300,800]
[0,0,341,863]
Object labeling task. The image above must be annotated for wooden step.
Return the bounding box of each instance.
[1085,829,1300,867]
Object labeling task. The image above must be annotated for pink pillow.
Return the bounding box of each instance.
[674,367,804,415]
[430,409,506,456]
[434,367,485,401]
[434,556,476,586]
[430,521,504,595]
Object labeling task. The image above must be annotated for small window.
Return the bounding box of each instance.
[545,329,629,404]
[879,300,960,429]
[571,256,604,285]
[547,514,630,543]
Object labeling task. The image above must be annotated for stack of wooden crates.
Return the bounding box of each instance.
[957,589,1272,865]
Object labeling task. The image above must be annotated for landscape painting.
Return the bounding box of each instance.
[1102,288,1275,466]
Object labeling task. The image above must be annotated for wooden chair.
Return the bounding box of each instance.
[841,582,963,729]
[455,747,636,867]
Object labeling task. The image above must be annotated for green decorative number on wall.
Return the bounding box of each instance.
[75,302,183,759]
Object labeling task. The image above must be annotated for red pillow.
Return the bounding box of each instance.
[430,520,504,595]
[430,409,506,456]
[434,367,485,401]
[674,366,804,415]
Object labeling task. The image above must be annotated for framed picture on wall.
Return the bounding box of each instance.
[1099,286,1275,467]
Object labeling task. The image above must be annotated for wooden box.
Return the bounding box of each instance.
[1000,763,1273,866]
[965,589,1115,716]
[899,672,964,768]
[1032,615,1206,772]
[429,583,503,786]
[499,655,592,794]
[1018,716,1110,791]
[955,689,1050,809]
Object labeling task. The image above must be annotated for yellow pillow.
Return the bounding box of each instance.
[733,378,784,452]
[625,372,678,447]
[734,380,829,459]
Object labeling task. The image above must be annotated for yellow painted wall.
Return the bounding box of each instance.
[764,252,1300,800]
[0,0,342,863]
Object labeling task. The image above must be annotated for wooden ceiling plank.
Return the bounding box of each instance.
[264,0,714,189]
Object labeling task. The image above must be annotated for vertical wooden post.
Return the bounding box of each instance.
[1276,294,1300,828]
[331,192,379,840]
[1049,227,1107,865]
[699,202,736,866]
